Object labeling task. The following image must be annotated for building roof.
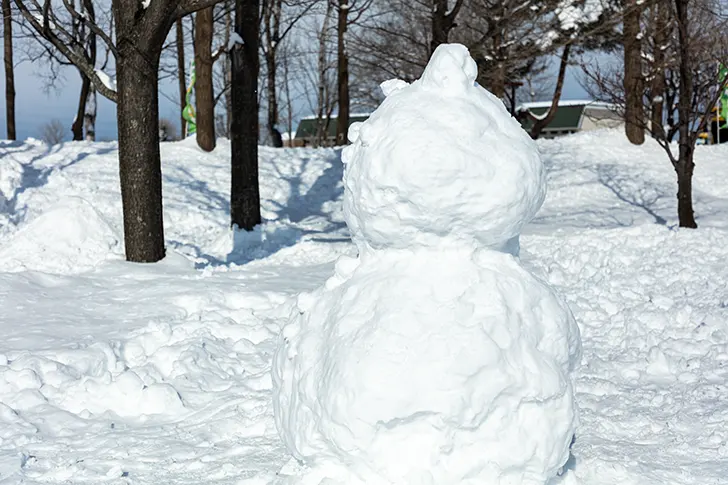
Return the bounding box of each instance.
[516,100,618,111]
[295,113,372,139]
[517,100,619,131]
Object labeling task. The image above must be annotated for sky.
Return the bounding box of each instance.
[0,50,592,142]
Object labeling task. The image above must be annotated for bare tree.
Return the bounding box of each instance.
[195,7,216,151]
[230,0,261,230]
[159,117,179,141]
[3,0,15,140]
[331,0,371,145]
[176,17,187,137]
[41,118,65,144]
[84,85,96,140]
[334,0,349,145]
[648,1,671,138]
[14,0,106,141]
[15,0,225,262]
[624,0,645,144]
[583,0,728,228]
[261,0,315,147]
[431,0,464,53]
[528,44,571,139]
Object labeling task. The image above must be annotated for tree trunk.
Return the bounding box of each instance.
[176,17,187,138]
[263,0,283,147]
[530,44,570,140]
[488,29,506,99]
[116,45,166,261]
[430,0,462,55]
[194,7,215,151]
[650,2,667,140]
[224,2,232,137]
[84,85,96,141]
[72,73,91,141]
[3,0,15,140]
[676,160,696,228]
[230,0,261,230]
[335,0,349,146]
[315,1,332,147]
[265,50,283,147]
[674,0,696,228]
[624,0,645,145]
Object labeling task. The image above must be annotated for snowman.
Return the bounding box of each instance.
[272,44,581,485]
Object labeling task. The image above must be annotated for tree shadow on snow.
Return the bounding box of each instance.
[593,164,669,226]
[191,149,349,268]
[1,143,116,225]
[529,156,674,230]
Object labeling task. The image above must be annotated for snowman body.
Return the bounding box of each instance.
[272,44,581,485]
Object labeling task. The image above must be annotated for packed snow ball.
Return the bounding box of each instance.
[272,43,581,485]
[342,43,546,252]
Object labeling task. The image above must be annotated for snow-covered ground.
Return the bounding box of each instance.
[0,130,726,484]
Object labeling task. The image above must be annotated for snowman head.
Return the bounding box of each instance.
[342,44,546,253]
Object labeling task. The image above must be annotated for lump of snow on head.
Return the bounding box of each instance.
[272,43,581,485]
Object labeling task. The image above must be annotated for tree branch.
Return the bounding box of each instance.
[176,0,225,18]
[61,0,118,57]
[13,0,118,102]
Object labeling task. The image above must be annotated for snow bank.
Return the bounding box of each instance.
[273,44,581,485]
[0,197,120,273]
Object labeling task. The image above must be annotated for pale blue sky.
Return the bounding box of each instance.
[0,53,590,142]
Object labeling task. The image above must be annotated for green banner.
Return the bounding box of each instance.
[183,61,197,136]
[719,64,728,129]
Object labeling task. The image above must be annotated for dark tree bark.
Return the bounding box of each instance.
[224,2,232,137]
[263,0,283,147]
[674,0,696,228]
[650,2,668,140]
[194,7,215,151]
[176,17,187,137]
[84,85,96,141]
[335,0,349,146]
[430,0,463,55]
[112,0,222,262]
[115,43,167,262]
[71,75,91,141]
[230,0,261,230]
[529,44,570,140]
[2,0,15,140]
[624,0,645,144]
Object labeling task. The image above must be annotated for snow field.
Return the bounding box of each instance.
[0,126,726,484]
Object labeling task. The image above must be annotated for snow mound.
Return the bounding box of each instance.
[273,44,581,485]
[342,43,545,253]
[0,197,120,273]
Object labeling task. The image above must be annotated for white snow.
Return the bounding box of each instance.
[556,0,606,31]
[517,99,619,111]
[94,69,117,92]
[344,45,545,253]
[228,32,244,51]
[1,68,728,485]
[272,44,581,485]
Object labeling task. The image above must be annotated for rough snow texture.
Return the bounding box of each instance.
[343,44,545,254]
[273,44,580,485]
[1,126,728,484]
